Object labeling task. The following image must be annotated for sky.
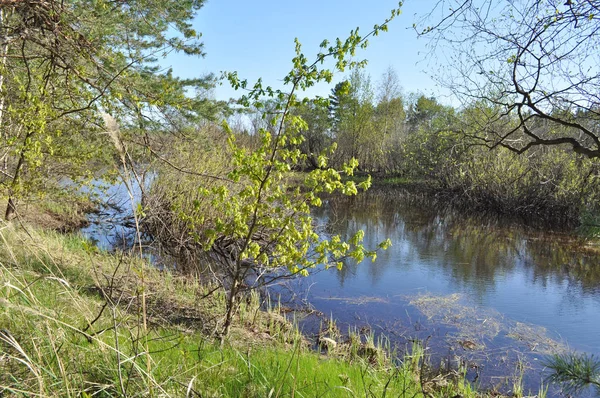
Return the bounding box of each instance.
[163,0,449,103]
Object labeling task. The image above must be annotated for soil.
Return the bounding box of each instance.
[8,197,97,232]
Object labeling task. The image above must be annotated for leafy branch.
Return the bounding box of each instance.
[180,4,402,337]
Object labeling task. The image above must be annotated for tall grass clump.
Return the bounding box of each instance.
[398,127,600,225]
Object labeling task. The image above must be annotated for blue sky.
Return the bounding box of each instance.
[164,1,447,102]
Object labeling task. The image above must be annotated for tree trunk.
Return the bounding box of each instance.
[5,131,31,221]
[221,281,238,339]
[4,197,16,220]
[0,9,11,175]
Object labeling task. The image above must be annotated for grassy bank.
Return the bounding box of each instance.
[1,193,96,233]
[0,224,485,397]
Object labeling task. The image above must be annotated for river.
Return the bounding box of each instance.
[275,188,600,396]
[82,183,600,397]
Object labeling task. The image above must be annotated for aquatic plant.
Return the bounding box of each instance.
[545,352,600,396]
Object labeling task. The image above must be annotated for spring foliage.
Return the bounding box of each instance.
[165,7,400,334]
[0,0,220,219]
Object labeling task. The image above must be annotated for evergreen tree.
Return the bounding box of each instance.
[0,0,222,219]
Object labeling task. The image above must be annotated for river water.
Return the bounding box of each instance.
[82,183,600,396]
[280,189,600,396]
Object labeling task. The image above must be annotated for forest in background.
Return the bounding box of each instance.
[236,66,600,226]
[1,0,599,230]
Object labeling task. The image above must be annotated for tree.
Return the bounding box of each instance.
[0,0,219,220]
[415,0,600,157]
[294,99,333,169]
[176,9,402,336]
[373,67,406,172]
[330,69,379,170]
[406,95,447,133]
[375,68,405,138]
[377,66,403,105]
[545,352,600,396]
[401,94,458,178]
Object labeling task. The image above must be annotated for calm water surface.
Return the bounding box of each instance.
[83,182,600,395]
[285,189,600,395]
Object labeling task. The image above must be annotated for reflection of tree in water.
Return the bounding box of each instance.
[525,238,600,291]
[314,188,600,297]
[312,190,421,285]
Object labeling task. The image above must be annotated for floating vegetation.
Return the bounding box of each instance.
[508,322,567,356]
[316,295,390,305]
[410,293,502,345]
[409,293,566,356]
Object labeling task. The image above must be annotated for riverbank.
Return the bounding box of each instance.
[0,222,501,397]
[0,194,97,233]
[345,173,597,230]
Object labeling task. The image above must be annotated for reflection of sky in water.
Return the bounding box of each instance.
[80,179,600,396]
[285,190,600,396]
[79,173,152,251]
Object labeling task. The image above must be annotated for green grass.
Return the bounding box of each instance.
[0,224,481,397]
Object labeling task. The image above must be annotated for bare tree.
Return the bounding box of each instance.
[375,67,406,172]
[415,0,600,157]
[377,66,402,104]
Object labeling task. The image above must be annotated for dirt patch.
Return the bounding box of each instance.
[14,196,96,232]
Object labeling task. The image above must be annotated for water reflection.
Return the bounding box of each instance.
[314,189,600,300]
[299,188,600,395]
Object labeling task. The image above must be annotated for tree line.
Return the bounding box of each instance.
[230,64,599,225]
[2,0,599,227]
